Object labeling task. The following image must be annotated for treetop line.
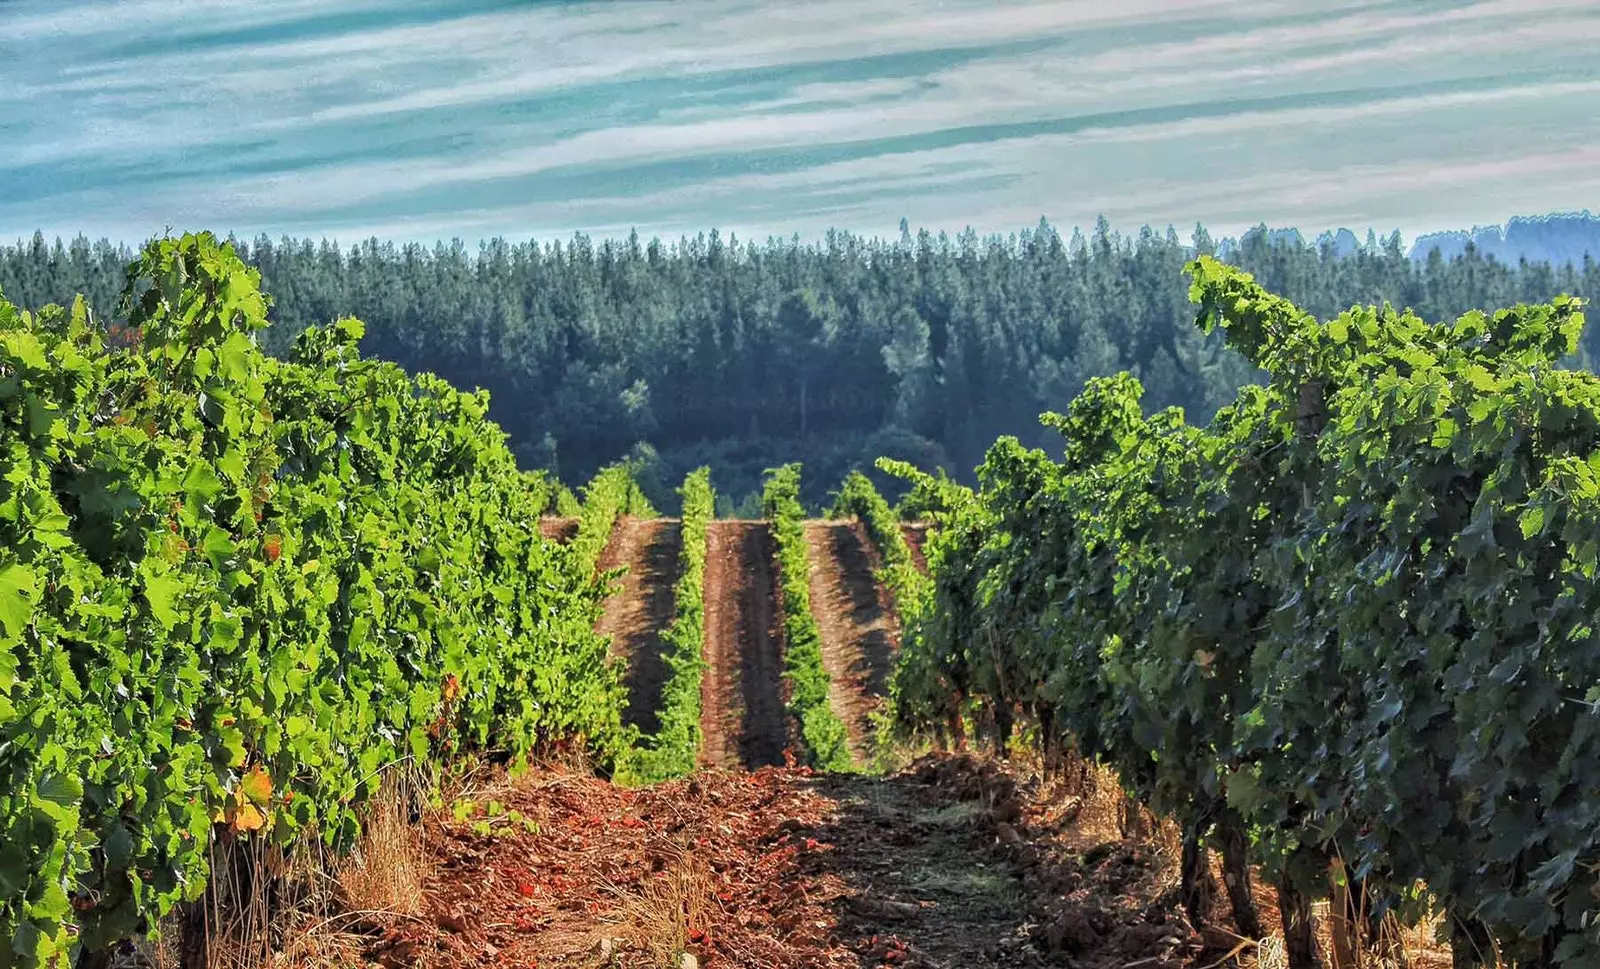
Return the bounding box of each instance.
[5,221,1599,512]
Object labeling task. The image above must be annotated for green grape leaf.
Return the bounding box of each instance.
[0,562,38,640]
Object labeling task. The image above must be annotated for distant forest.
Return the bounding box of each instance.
[5,218,1600,512]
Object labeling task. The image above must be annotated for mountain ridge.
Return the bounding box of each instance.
[1212,210,1600,266]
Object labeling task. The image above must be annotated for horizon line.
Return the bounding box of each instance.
[5,207,1599,255]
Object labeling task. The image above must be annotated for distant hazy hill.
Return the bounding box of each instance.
[1214,226,1369,260]
[1408,212,1600,266]
[1210,212,1600,267]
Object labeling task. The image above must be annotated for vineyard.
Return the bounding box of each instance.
[883,258,1600,969]
[5,235,1600,968]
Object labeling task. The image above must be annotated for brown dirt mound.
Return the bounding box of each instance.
[901,523,930,573]
[541,517,579,544]
[370,753,1216,969]
[594,517,684,735]
[802,521,897,763]
[700,521,791,769]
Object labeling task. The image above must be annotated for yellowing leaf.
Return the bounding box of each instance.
[239,766,272,807]
[230,800,267,833]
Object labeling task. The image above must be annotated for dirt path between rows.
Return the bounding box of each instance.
[594,517,683,736]
[700,521,791,769]
[379,753,1215,969]
[803,521,897,764]
[901,523,930,573]
[540,517,579,544]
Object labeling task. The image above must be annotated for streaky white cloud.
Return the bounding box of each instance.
[2,0,1598,246]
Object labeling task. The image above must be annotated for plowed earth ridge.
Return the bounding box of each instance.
[802,521,897,764]
[700,521,792,769]
[539,516,579,544]
[594,517,684,735]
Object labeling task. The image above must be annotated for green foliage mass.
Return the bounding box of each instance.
[761,464,853,772]
[614,467,714,785]
[825,470,925,620]
[25,221,1600,510]
[0,234,625,967]
[893,256,1600,967]
[570,459,657,578]
[521,469,571,517]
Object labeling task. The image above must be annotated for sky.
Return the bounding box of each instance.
[2,0,1598,248]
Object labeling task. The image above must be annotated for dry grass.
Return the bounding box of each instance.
[336,774,427,918]
[124,765,436,969]
[590,848,717,968]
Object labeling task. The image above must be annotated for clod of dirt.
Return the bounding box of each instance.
[844,895,921,921]
[1043,909,1102,954]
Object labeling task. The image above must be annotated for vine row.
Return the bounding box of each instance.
[614,467,714,784]
[0,234,627,966]
[887,256,1600,968]
[762,464,852,772]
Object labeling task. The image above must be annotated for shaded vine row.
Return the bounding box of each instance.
[887,256,1600,968]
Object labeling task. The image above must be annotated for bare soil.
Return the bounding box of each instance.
[901,523,930,573]
[802,521,897,763]
[594,517,684,736]
[365,753,1217,969]
[540,517,579,544]
[700,521,792,769]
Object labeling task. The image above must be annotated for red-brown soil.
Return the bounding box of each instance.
[540,517,579,544]
[802,521,897,763]
[700,521,792,769]
[594,517,684,736]
[363,753,1215,969]
[901,523,930,573]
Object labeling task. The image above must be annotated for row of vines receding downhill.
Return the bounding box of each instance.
[0,234,628,968]
[762,464,853,772]
[826,470,925,614]
[883,255,1600,969]
[570,460,656,578]
[614,467,714,784]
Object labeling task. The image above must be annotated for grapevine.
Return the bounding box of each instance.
[890,255,1600,967]
[0,234,626,966]
[762,464,853,772]
[613,467,714,784]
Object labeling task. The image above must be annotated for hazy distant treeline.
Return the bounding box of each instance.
[5,218,1598,509]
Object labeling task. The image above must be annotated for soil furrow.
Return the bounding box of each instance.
[594,517,683,735]
[700,521,790,769]
[803,520,897,763]
[901,522,930,573]
[539,516,579,544]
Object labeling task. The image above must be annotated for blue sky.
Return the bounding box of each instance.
[2,0,1598,246]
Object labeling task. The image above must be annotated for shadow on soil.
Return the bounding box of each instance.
[790,756,1204,969]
